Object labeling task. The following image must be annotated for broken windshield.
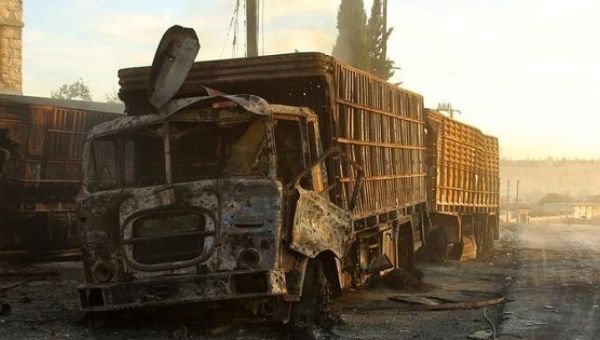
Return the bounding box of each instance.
[85,118,271,192]
[86,125,166,192]
[169,119,270,182]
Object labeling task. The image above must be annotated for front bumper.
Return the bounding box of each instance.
[78,269,287,312]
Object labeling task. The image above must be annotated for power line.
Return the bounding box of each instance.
[233,0,240,57]
[219,0,240,58]
[402,67,600,87]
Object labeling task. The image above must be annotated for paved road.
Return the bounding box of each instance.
[499,223,600,340]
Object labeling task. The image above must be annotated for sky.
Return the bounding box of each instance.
[21,0,600,159]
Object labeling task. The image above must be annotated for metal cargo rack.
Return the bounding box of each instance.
[424,109,500,215]
[0,94,123,258]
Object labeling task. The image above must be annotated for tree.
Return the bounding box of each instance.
[538,193,573,205]
[332,0,369,70]
[50,79,92,101]
[366,0,395,79]
[105,88,121,103]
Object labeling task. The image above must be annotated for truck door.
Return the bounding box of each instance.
[275,117,355,260]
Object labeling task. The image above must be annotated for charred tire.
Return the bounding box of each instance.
[291,259,331,327]
[427,228,449,262]
[476,224,494,256]
[485,225,495,252]
[398,224,414,270]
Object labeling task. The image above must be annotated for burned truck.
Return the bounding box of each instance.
[0,94,122,259]
[424,109,500,261]
[76,28,428,321]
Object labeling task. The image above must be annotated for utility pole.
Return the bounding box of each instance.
[506,180,510,223]
[246,0,259,57]
[515,180,520,223]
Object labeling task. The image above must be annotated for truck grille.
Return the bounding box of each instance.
[123,209,216,268]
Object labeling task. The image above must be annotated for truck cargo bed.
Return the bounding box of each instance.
[424,109,499,214]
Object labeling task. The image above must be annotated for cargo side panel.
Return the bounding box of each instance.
[0,98,121,257]
[425,110,499,215]
[329,63,426,220]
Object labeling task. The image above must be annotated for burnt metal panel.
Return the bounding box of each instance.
[0,95,123,253]
[424,109,500,214]
[330,62,426,219]
[290,186,352,259]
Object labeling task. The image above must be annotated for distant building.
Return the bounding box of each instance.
[0,0,23,94]
[500,203,530,224]
[571,203,600,220]
[516,206,530,224]
[541,202,572,215]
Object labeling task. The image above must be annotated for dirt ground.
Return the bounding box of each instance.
[1,223,598,339]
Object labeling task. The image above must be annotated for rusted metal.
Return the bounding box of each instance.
[290,185,352,259]
[77,49,461,322]
[424,109,500,260]
[118,52,427,220]
[78,96,291,316]
[0,94,122,257]
[148,25,200,111]
[117,52,429,283]
[425,109,499,213]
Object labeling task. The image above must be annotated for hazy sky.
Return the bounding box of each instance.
[22,0,600,159]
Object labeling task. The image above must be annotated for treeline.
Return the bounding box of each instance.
[501,158,600,167]
[332,0,395,80]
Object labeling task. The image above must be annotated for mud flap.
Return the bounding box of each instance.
[289,186,352,259]
[460,235,477,261]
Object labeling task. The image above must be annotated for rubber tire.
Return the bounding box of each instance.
[427,228,449,262]
[485,225,494,252]
[449,241,465,260]
[477,224,494,257]
[398,225,414,271]
[291,259,331,327]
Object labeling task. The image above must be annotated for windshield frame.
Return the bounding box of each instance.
[82,114,276,193]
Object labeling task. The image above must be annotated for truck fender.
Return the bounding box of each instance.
[289,186,353,260]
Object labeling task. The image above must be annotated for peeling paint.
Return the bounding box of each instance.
[290,186,353,259]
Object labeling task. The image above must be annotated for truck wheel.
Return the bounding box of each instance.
[427,228,449,262]
[476,225,493,256]
[398,224,414,271]
[291,259,331,327]
[485,225,495,252]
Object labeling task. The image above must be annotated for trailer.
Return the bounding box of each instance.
[424,109,500,260]
[77,50,428,320]
[0,94,122,258]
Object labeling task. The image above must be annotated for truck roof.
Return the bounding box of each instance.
[86,94,314,139]
[425,108,498,142]
[0,93,124,114]
[117,52,422,115]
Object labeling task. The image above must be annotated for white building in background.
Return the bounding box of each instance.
[571,203,600,220]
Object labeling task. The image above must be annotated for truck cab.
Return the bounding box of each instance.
[77,94,358,322]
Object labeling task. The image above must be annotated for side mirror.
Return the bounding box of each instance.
[149,25,200,112]
[290,146,364,211]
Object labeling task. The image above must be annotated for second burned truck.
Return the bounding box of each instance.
[76,27,499,322]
